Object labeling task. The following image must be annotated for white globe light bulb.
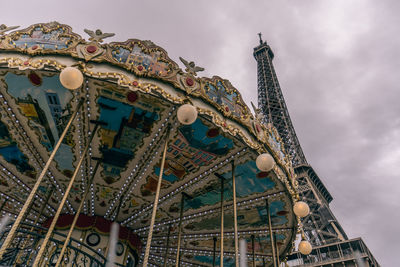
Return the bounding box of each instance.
[298,240,312,255]
[256,153,275,172]
[60,67,84,90]
[177,104,198,125]
[293,201,310,218]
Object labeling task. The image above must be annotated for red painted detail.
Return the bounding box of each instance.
[256,124,261,133]
[225,106,229,112]
[186,77,194,86]
[206,128,219,138]
[23,61,29,66]
[31,45,38,50]
[277,210,289,216]
[132,81,138,86]
[256,172,269,178]
[127,91,138,103]
[137,65,143,71]
[41,214,142,250]
[28,72,42,86]
[86,45,97,53]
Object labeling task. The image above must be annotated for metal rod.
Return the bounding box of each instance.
[0,98,84,260]
[266,199,277,267]
[274,232,280,266]
[163,225,172,267]
[231,160,239,267]
[55,159,101,267]
[32,187,54,228]
[251,234,255,267]
[220,175,224,267]
[32,121,100,266]
[175,193,186,267]
[143,126,171,266]
[15,187,55,264]
[213,237,217,267]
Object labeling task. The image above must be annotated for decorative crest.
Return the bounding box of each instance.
[179,57,204,76]
[0,24,19,35]
[251,101,264,122]
[84,28,115,43]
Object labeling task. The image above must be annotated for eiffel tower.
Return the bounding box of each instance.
[254,33,379,266]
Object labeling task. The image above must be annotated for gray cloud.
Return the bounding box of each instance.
[2,0,398,265]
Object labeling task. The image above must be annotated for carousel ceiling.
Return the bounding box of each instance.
[0,22,299,266]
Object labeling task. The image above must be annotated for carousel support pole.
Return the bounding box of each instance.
[176,192,191,267]
[213,237,217,267]
[0,98,84,261]
[265,199,277,267]
[55,157,103,267]
[32,119,104,267]
[251,235,255,267]
[214,173,225,267]
[163,224,172,267]
[231,160,239,267]
[31,187,54,228]
[274,232,280,266]
[143,124,171,267]
[15,186,55,264]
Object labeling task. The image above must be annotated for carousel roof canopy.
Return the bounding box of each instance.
[0,22,300,266]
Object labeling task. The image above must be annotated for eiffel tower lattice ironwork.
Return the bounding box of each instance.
[253,34,380,266]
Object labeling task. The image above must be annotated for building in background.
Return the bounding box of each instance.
[254,34,380,267]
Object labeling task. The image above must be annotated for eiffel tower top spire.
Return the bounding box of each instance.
[253,34,306,166]
[258,32,263,44]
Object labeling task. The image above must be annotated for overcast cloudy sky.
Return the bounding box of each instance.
[3,0,399,265]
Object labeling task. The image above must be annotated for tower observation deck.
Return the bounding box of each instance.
[254,34,380,266]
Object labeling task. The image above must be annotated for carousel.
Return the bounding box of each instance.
[0,22,311,266]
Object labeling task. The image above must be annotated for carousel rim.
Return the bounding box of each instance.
[0,22,300,266]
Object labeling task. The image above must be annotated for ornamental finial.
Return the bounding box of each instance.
[258,32,263,45]
[179,57,204,76]
[0,24,19,35]
[84,28,115,43]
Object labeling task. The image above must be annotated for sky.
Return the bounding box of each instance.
[2,0,399,265]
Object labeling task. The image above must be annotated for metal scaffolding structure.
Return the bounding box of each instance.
[253,34,307,167]
[253,34,380,266]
